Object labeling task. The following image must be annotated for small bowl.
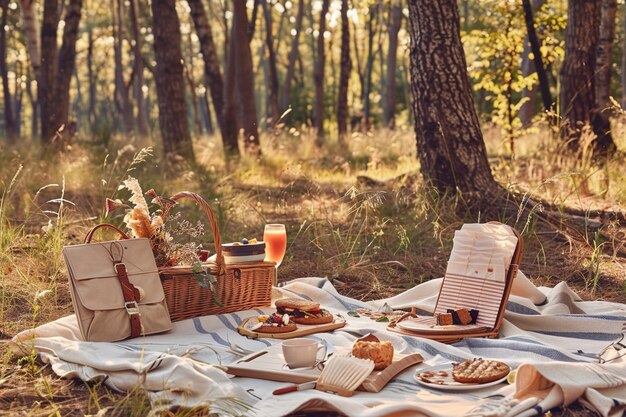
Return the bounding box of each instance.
[223,253,266,264]
[221,241,266,264]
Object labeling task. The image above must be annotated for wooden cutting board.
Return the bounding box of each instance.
[237,316,346,339]
[225,345,423,393]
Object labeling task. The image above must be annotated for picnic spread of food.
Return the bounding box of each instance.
[18,184,618,417]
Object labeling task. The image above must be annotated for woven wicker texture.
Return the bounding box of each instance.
[159,191,274,321]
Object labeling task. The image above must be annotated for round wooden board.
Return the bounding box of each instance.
[237,316,346,339]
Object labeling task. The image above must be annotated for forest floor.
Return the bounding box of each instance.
[0,124,625,416]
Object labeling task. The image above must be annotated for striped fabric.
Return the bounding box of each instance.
[11,275,626,417]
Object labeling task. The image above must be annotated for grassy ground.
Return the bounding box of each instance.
[0,124,625,416]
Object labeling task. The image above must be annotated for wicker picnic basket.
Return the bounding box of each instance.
[157,191,274,322]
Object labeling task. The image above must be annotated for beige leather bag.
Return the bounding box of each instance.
[63,224,172,342]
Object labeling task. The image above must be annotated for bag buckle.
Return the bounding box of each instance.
[125,301,140,316]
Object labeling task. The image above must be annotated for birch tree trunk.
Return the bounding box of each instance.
[1,0,16,144]
[151,0,194,160]
[407,0,498,194]
[281,0,304,110]
[383,1,402,129]
[314,0,329,145]
[337,0,350,144]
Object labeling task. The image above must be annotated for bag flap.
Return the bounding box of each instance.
[64,238,166,311]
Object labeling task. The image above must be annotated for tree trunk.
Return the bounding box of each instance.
[262,0,280,124]
[281,0,304,110]
[362,3,378,131]
[0,0,16,144]
[383,1,402,129]
[151,0,194,160]
[314,0,329,145]
[40,0,59,142]
[222,17,240,157]
[521,0,552,125]
[87,26,96,125]
[13,61,22,138]
[622,2,626,109]
[337,0,350,144]
[112,0,134,134]
[129,0,149,137]
[187,0,225,136]
[559,0,601,149]
[26,65,38,138]
[19,0,40,77]
[54,0,82,135]
[592,0,617,153]
[248,0,261,42]
[232,0,260,152]
[407,0,498,194]
[519,0,545,126]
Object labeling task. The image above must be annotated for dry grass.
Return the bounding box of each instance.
[0,123,625,416]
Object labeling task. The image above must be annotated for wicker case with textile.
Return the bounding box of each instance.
[157,192,274,322]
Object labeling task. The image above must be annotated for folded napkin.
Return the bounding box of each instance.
[466,343,626,417]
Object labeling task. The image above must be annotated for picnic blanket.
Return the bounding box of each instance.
[11,272,626,417]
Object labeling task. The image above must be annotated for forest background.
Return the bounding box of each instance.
[0,0,626,414]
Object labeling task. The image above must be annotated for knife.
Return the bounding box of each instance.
[272,381,317,395]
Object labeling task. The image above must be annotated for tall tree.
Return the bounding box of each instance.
[151,0,194,160]
[622,2,626,109]
[0,0,17,144]
[262,0,280,124]
[337,0,351,145]
[314,0,329,145]
[222,19,240,157]
[362,3,378,130]
[187,0,225,135]
[281,0,304,110]
[592,0,617,152]
[520,0,551,124]
[112,0,133,134]
[407,0,498,194]
[559,0,601,149]
[232,0,260,152]
[129,0,149,136]
[19,0,40,77]
[39,0,59,142]
[54,0,82,135]
[383,0,402,129]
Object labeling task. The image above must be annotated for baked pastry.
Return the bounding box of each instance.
[451,359,510,384]
[436,313,453,326]
[351,334,394,370]
[251,313,297,333]
[276,298,333,325]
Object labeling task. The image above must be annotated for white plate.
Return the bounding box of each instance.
[414,364,509,391]
[223,253,266,263]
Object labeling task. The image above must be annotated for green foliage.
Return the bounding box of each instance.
[463,0,566,150]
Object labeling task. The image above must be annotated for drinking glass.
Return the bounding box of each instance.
[264,224,287,284]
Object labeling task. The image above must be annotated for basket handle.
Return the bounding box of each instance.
[161,191,225,276]
[84,224,130,244]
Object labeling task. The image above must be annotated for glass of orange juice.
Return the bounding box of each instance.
[264,224,287,284]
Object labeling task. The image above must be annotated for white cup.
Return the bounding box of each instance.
[282,338,326,369]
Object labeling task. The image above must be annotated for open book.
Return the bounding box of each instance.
[390,222,523,342]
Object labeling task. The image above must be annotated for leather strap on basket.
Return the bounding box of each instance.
[114,262,142,338]
[84,224,130,244]
[161,191,226,277]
